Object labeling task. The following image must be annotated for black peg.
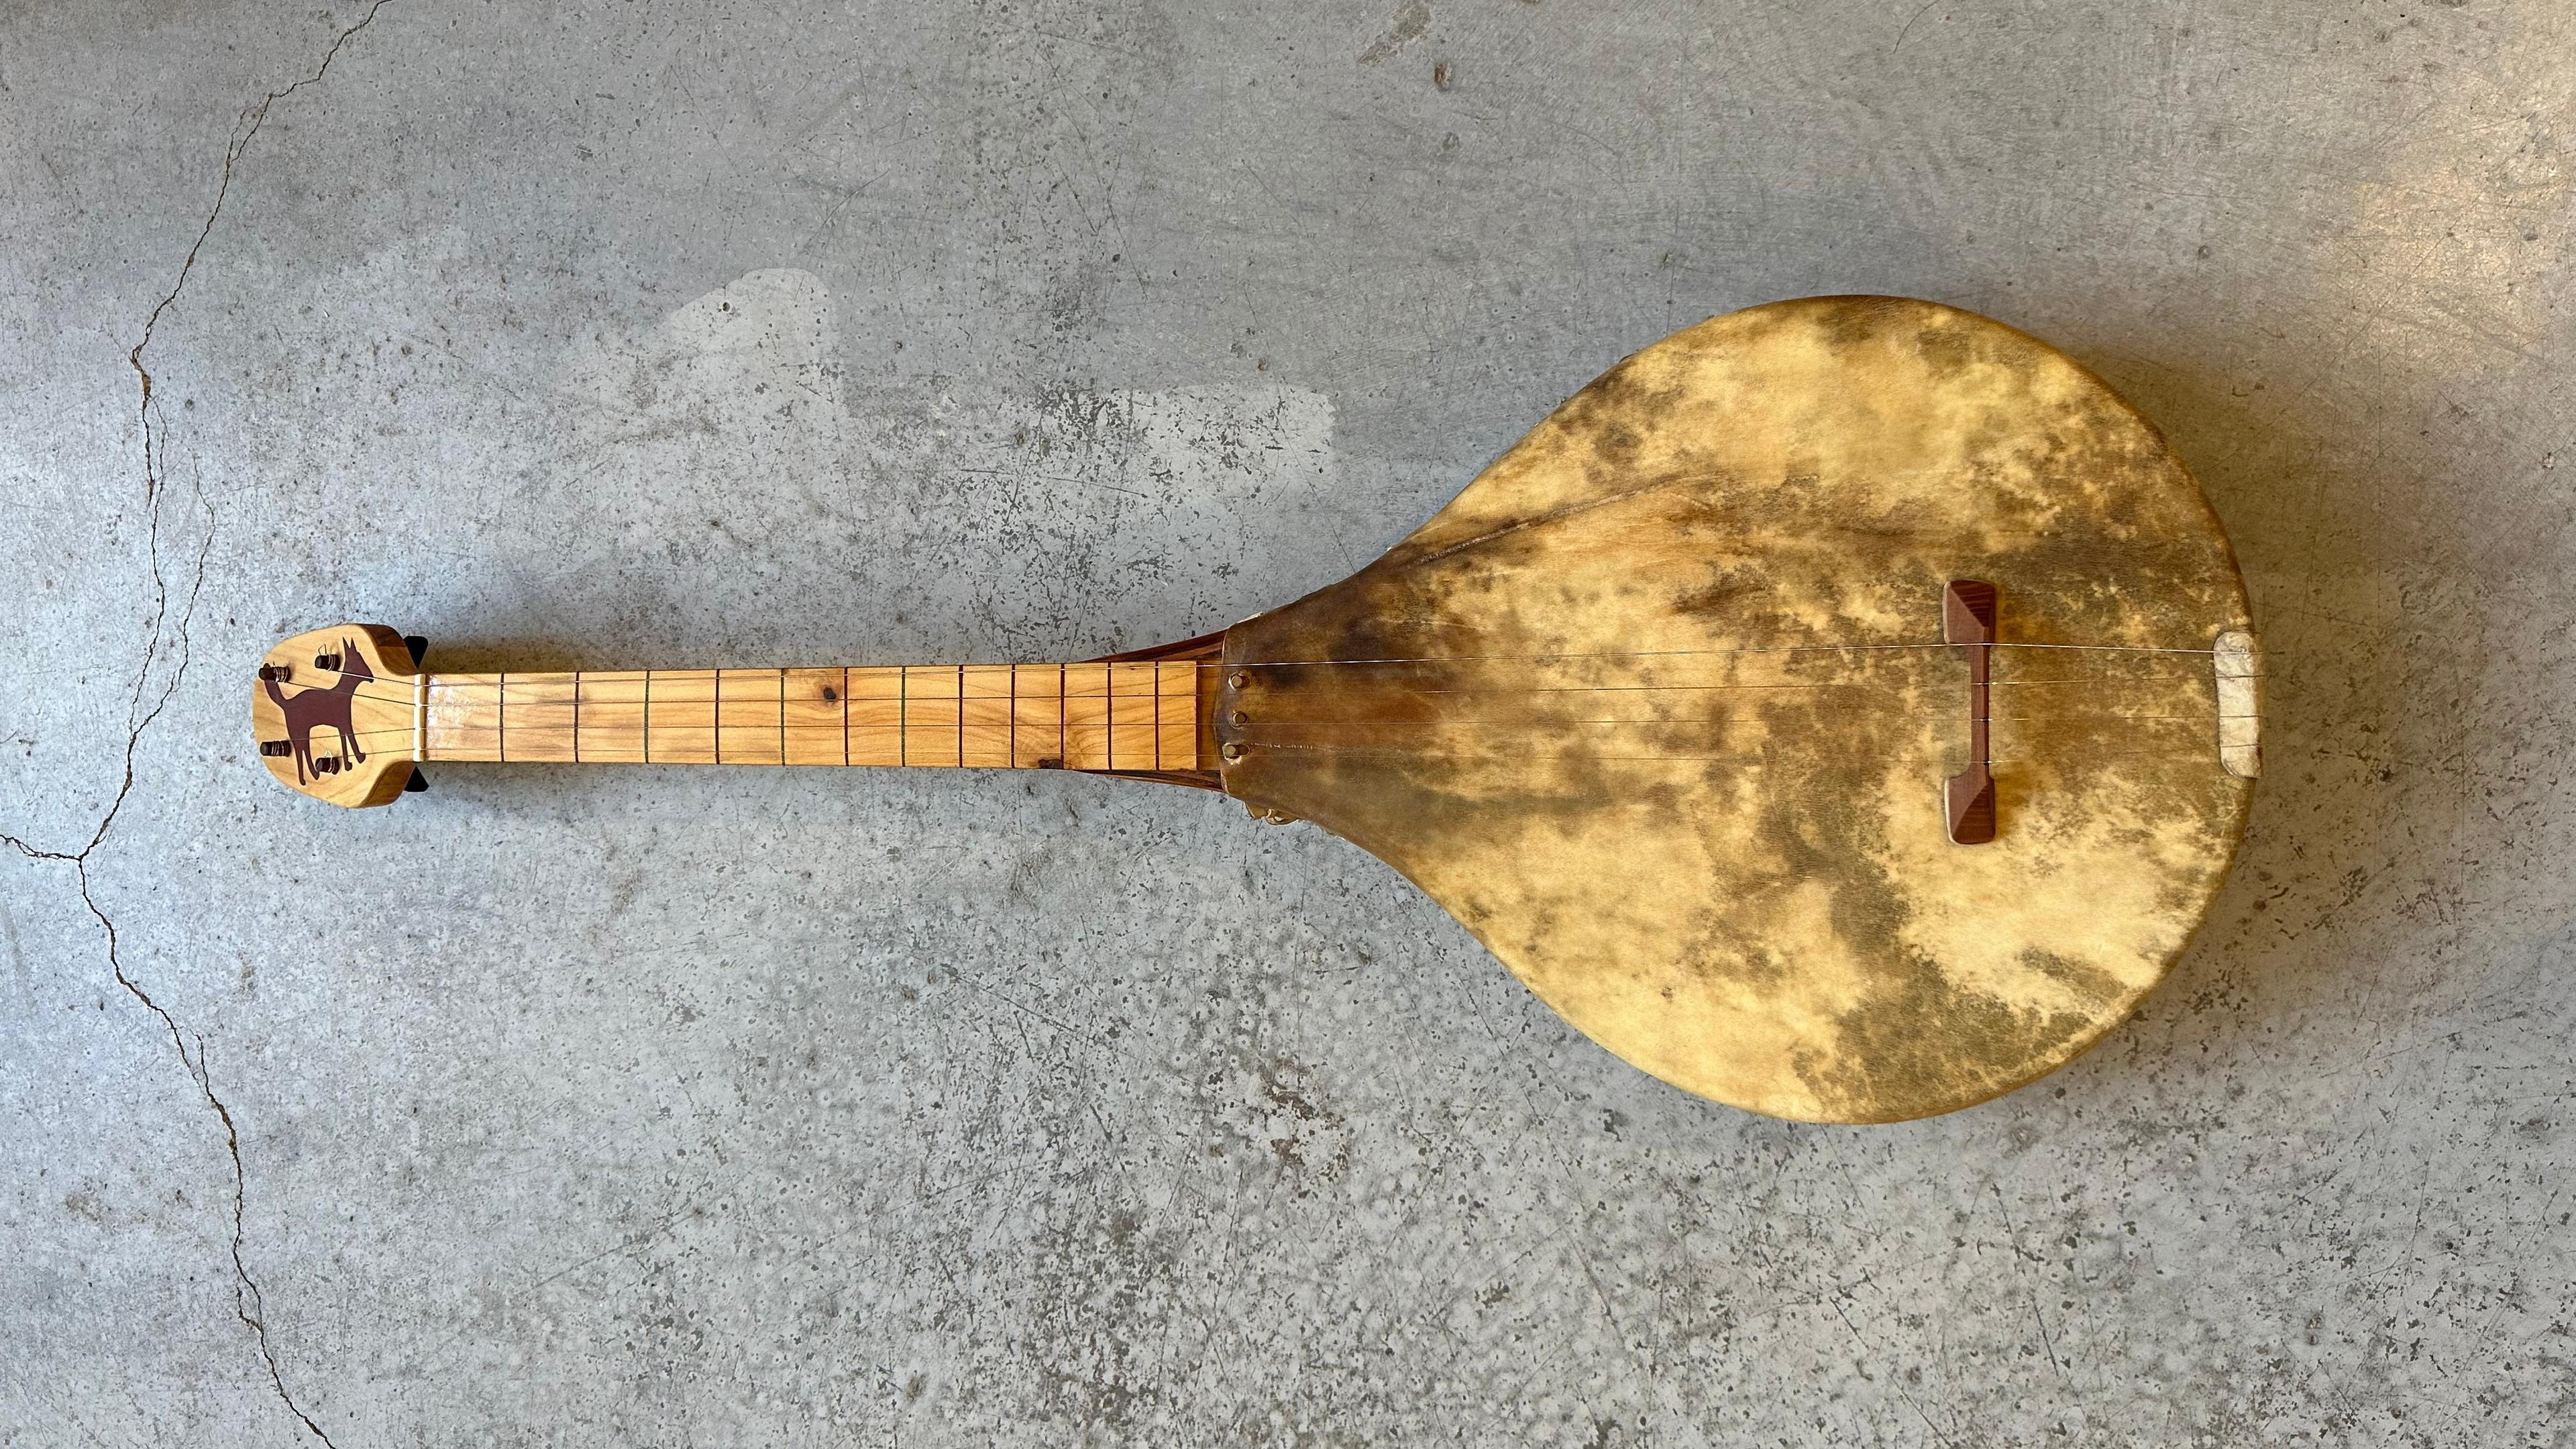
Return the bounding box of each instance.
[403,768,430,793]
[258,663,290,683]
[403,635,429,666]
[259,740,292,757]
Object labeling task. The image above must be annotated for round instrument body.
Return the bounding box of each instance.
[1216,296,2255,1122]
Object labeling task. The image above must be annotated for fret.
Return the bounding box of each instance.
[418,657,1205,773]
[500,674,580,762]
[716,667,786,765]
[1063,663,1112,769]
[1106,662,1155,769]
[647,670,719,763]
[576,672,651,763]
[425,673,503,761]
[961,665,1015,768]
[900,665,962,767]
[847,666,904,765]
[783,667,845,766]
[1158,661,1197,769]
[1010,665,1064,767]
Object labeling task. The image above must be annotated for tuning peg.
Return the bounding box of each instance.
[403,767,430,793]
[403,635,429,665]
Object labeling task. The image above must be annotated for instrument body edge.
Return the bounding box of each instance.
[1214,294,2255,1122]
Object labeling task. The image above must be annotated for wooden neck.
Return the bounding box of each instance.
[420,662,1214,775]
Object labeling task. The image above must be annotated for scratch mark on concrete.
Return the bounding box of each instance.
[1987,1182,2071,1383]
[1828,1287,1953,1447]
[1892,1,1941,56]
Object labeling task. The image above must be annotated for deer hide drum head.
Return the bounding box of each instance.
[1214,295,2255,1122]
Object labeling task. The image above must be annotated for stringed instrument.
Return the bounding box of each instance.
[252,296,2261,1123]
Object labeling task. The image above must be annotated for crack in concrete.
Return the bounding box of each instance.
[130,0,401,415]
[3,3,401,1445]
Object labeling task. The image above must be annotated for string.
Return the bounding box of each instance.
[285,671,2246,722]
[297,732,2264,777]
[327,691,2251,750]
[321,698,2257,749]
[1238,710,2224,730]
[301,720,2274,787]
[285,673,2251,743]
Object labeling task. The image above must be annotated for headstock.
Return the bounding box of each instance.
[250,625,421,807]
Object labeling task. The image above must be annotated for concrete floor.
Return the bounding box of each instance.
[3,0,2571,1443]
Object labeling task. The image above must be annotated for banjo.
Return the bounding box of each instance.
[252,295,2261,1123]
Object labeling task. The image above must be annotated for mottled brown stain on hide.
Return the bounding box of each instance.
[1218,297,2254,1122]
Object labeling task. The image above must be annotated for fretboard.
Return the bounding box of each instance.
[421,663,1208,771]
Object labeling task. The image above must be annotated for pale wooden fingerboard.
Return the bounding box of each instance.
[422,663,1204,771]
